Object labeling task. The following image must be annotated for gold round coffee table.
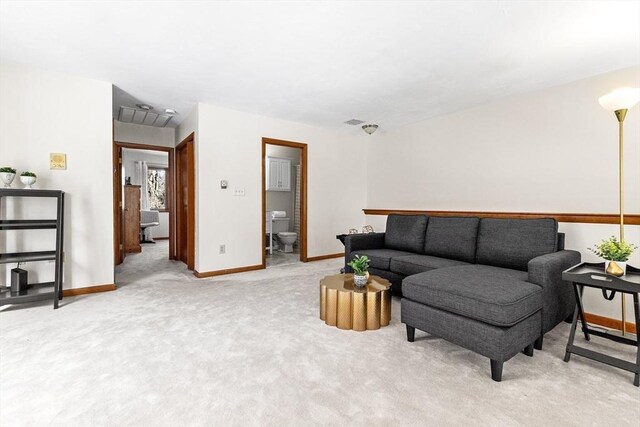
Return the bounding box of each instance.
[319,274,391,331]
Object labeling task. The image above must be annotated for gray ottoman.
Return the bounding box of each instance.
[401,265,543,381]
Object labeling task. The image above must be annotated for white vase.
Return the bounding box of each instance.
[353,274,368,287]
[20,175,36,189]
[0,172,15,188]
[605,260,626,277]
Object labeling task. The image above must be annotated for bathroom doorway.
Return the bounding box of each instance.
[261,137,307,268]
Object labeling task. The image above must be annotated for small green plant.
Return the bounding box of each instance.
[0,167,16,173]
[589,236,637,262]
[348,255,370,275]
[20,171,36,178]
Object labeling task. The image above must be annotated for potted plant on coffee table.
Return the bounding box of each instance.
[0,167,16,188]
[589,236,637,277]
[348,255,370,287]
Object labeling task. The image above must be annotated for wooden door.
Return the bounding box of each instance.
[113,144,125,265]
[176,134,195,270]
[178,146,188,263]
[124,185,141,253]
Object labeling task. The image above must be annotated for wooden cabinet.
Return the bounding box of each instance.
[124,185,141,253]
[266,157,291,191]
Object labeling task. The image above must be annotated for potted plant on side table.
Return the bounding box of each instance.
[19,171,37,189]
[0,167,16,188]
[348,255,370,287]
[589,236,637,277]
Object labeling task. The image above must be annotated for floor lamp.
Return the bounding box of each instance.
[598,87,640,336]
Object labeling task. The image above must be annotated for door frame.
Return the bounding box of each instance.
[175,133,196,270]
[113,141,176,265]
[261,137,308,267]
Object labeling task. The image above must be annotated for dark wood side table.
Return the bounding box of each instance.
[562,262,640,386]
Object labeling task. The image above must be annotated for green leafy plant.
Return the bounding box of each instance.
[589,236,637,262]
[20,171,36,178]
[0,167,16,173]
[348,255,370,275]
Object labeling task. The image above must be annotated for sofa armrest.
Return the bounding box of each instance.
[527,250,581,334]
[344,233,385,272]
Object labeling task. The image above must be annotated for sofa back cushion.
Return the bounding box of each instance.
[476,218,558,271]
[423,216,480,263]
[385,214,429,253]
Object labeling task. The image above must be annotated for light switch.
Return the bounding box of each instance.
[233,188,245,196]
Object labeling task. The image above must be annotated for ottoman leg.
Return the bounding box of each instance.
[406,325,415,342]
[490,359,503,382]
[534,335,544,351]
[523,343,534,357]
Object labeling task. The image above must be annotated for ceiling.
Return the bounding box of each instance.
[1,1,638,130]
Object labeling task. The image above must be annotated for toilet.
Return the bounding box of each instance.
[266,212,298,253]
[277,232,297,253]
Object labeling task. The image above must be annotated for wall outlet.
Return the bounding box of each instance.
[219,244,226,254]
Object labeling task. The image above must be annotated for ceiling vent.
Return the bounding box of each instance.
[118,106,172,127]
[344,119,364,126]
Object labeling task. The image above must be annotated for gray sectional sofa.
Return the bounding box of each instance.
[344,214,580,381]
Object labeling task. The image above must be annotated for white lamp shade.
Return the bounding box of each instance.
[598,87,640,111]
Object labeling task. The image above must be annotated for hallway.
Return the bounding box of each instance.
[115,241,189,287]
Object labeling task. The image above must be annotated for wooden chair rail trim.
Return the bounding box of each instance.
[363,209,640,225]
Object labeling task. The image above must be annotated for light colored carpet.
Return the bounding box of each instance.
[1,241,638,426]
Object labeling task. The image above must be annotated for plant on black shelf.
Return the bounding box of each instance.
[0,167,16,173]
[20,171,37,177]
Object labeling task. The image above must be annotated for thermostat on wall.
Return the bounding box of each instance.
[50,153,66,170]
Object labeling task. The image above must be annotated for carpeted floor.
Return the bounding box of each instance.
[1,241,638,426]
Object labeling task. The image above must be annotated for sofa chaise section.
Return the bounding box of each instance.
[401,217,580,381]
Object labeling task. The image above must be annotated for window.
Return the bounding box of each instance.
[147,167,167,211]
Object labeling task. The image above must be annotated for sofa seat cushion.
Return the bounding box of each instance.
[352,249,415,270]
[390,255,469,276]
[402,265,542,327]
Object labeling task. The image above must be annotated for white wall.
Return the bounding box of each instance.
[0,63,113,289]
[122,148,169,238]
[265,145,301,218]
[176,107,198,146]
[194,103,367,272]
[367,65,640,322]
[114,121,175,147]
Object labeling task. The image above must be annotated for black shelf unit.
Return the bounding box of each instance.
[0,189,65,309]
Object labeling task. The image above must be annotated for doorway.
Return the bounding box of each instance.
[176,133,195,270]
[113,141,175,266]
[261,137,308,268]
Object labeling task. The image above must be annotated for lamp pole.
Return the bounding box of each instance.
[599,87,639,337]
[614,108,627,335]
